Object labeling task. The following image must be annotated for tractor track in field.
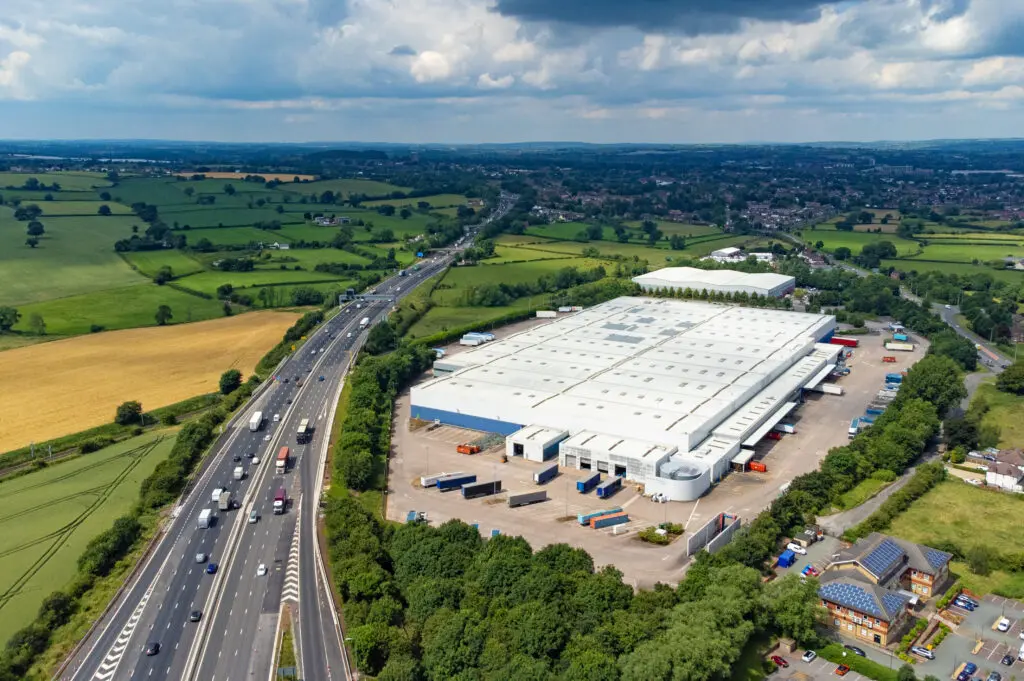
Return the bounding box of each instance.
[0,443,155,497]
[0,437,165,612]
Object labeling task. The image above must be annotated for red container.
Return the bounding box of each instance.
[749,461,767,473]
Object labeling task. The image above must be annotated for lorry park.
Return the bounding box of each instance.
[387,320,929,587]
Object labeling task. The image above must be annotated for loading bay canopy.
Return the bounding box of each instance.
[742,401,799,448]
[804,364,837,391]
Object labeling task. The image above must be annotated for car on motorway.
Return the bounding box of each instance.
[245,451,255,459]
[283,378,289,383]
[195,552,206,563]
[835,665,850,676]
[263,434,271,442]
[319,375,325,381]
[273,414,280,422]
[802,651,817,663]
[253,456,261,465]
[232,455,241,463]
[144,642,160,656]
[844,645,866,657]
[347,332,352,338]
[770,656,789,668]
[206,563,218,575]
[189,610,202,622]
[249,510,259,524]
[787,542,807,555]
[257,563,267,576]
[286,399,292,404]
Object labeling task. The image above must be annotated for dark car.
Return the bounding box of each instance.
[958,672,972,681]
[286,399,293,404]
[283,378,289,383]
[189,610,202,622]
[1001,655,1014,666]
[144,642,160,656]
[988,672,1002,681]
[206,562,218,575]
[965,663,978,676]
[844,645,866,658]
[318,376,325,382]
[245,451,255,459]
[232,455,241,463]
[231,499,241,509]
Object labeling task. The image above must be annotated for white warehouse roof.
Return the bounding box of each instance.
[632,266,795,297]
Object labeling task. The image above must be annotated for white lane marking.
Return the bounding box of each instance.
[282,504,302,604]
[91,582,155,680]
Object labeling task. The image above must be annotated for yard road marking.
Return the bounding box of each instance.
[91,582,156,680]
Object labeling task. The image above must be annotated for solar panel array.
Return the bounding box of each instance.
[860,538,905,580]
[881,592,910,617]
[925,548,953,571]
[820,580,909,619]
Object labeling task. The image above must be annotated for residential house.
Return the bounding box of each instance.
[985,449,1024,492]
[819,533,952,645]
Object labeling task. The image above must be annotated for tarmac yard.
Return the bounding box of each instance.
[387,324,926,587]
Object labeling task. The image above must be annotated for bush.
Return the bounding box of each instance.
[114,400,143,425]
[639,527,672,544]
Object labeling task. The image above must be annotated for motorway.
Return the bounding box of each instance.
[62,194,514,681]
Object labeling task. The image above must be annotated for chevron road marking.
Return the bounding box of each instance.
[91,583,154,680]
[282,506,301,604]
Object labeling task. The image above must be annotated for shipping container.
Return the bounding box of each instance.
[859,415,875,424]
[590,512,629,529]
[866,407,884,415]
[596,476,622,499]
[534,463,559,484]
[577,507,622,526]
[820,384,844,395]
[421,472,464,488]
[557,306,572,313]
[508,490,548,508]
[885,341,914,352]
[829,336,860,348]
[437,473,477,491]
[893,333,909,342]
[576,472,601,494]
[462,480,502,499]
[778,549,796,568]
[749,461,768,472]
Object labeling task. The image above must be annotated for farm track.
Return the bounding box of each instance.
[0,437,165,612]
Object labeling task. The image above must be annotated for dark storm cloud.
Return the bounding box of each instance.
[389,45,417,56]
[493,0,850,34]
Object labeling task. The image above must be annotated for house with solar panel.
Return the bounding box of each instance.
[818,533,952,646]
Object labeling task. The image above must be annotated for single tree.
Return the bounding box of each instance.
[0,306,20,332]
[219,369,243,395]
[183,187,195,198]
[399,207,412,220]
[224,184,236,196]
[114,400,143,425]
[26,237,38,248]
[26,220,45,237]
[997,362,1024,395]
[27,313,45,336]
[98,204,112,216]
[155,305,173,326]
[100,191,112,201]
[153,266,173,285]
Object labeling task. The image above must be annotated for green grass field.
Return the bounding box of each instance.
[109,178,196,207]
[235,280,357,305]
[923,232,1024,242]
[489,245,578,264]
[405,304,531,338]
[0,429,174,644]
[432,259,611,306]
[0,172,111,192]
[622,220,723,238]
[158,207,303,229]
[971,382,1024,449]
[910,243,1024,262]
[122,250,205,278]
[174,269,346,296]
[835,477,891,511]
[181,226,279,246]
[277,178,411,198]
[0,209,145,306]
[261,248,371,269]
[881,259,1024,283]
[11,283,227,335]
[275,225,345,242]
[32,201,133,217]
[803,229,920,256]
[360,193,468,209]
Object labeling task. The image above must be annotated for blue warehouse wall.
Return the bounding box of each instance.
[411,406,523,436]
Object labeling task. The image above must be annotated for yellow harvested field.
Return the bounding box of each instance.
[0,311,300,452]
[175,171,316,181]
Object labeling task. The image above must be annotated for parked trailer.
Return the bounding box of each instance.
[578,507,623,526]
[596,476,622,499]
[829,336,860,348]
[885,373,904,384]
[459,337,484,347]
[456,444,481,455]
[577,472,601,494]
[406,511,418,523]
[893,333,909,342]
[534,463,559,484]
[421,472,465,488]
[820,384,844,395]
[590,512,630,530]
[885,342,915,352]
[859,415,875,424]
[848,419,860,439]
[536,310,557,318]
[866,407,885,416]
[773,423,796,434]
[508,490,548,508]
[437,473,477,491]
[462,480,502,499]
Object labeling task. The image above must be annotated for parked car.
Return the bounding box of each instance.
[189,610,202,623]
[1001,655,1014,666]
[144,642,161,656]
[835,665,850,676]
[987,672,1002,681]
[787,543,807,555]
[206,563,218,575]
[802,651,818,663]
[998,618,1012,632]
[911,646,935,660]
[955,598,976,611]
[958,671,972,681]
[844,645,866,657]
[965,663,979,675]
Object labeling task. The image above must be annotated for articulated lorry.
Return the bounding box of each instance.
[249,411,263,432]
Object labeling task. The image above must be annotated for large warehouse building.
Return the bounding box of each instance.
[633,266,796,298]
[410,296,840,501]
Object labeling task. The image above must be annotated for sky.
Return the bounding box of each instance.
[2,0,1024,144]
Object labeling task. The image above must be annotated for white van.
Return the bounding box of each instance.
[212,487,223,503]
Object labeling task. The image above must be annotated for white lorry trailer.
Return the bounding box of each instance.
[249,411,263,432]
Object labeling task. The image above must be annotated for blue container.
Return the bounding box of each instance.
[866,407,884,415]
[893,333,908,342]
[596,477,622,499]
[885,373,904,383]
[534,463,559,484]
[576,472,601,494]
[577,507,622,526]
[778,549,796,568]
[406,511,417,523]
[591,512,629,529]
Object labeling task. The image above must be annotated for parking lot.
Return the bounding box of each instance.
[386,324,927,587]
[772,652,874,681]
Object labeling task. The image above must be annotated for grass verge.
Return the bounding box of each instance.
[276,605,298,678]
[835,477,891,511]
